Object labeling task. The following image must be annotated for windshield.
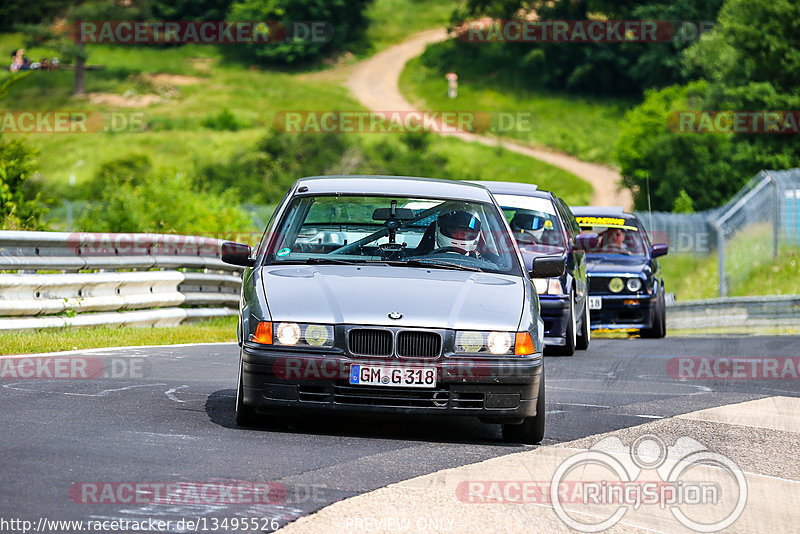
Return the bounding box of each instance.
[575,215,648,256]
[493,194,566,250]
[265,194,523,275]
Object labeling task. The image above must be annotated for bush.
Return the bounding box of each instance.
[199,130,461,205]
[79,165,253,235]
[199,130,354,203]
[0,136,48,230]
[226,0,373,65]
[442,0,725,96]
[619,0,800,210]
[201,109,246,131]
[617,82,747,211]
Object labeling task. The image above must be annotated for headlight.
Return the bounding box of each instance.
[487,332,512,354]
[456,330,513,355]
[273,322,334,347]
[609,277,624,293]
[532,278,564,295]
[532,278,548,294]
[626,278,643,292]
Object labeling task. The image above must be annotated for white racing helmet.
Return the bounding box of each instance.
[435,210,482,253]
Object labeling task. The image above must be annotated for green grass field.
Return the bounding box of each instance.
[0,316,237,356]
[400,55,634,165]
[660,226,800,301]
[357,0,454,57]
[0,0,586,198]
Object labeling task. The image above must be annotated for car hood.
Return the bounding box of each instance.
[585,254,649,275]
[261,264,525,330]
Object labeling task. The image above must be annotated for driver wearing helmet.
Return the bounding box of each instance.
[435,210,483,255]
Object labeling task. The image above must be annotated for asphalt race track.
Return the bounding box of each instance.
[2,336,798,532]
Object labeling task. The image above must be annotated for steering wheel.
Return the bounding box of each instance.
[430,246,464,254]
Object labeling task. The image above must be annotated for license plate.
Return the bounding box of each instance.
[349,364,436,388]
[589,296,603,310]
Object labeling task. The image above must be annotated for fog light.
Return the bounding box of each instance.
[609,277,624,293]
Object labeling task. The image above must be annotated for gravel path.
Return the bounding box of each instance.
[346,29,633,208]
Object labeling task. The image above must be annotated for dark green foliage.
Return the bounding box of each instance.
[226,0,373,65]
[78,162,253,234]
[150,0,234,21]
[0,0,72,31]
[201,109,246,131]
[0,136,48,230]
[198,130,461,205]
[619,0,800,210]
[447,0,724,95]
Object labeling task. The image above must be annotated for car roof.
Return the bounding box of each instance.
[295,175,494,202]
[571,206,633,217]
[466,180,547,197]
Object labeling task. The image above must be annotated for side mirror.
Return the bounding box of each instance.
[651,243,669,258]
[530,255,566,278]
[221,241,255,267]
[574,232,598,251]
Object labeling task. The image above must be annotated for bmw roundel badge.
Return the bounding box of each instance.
[388,311,403,320]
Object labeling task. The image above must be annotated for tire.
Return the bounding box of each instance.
[235,358,258,427]
[640,289,666,339]
[576,294,591,350]
[549,294,576,356]
[503,369,545,444]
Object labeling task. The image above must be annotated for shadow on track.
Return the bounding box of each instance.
[204,389,525,447]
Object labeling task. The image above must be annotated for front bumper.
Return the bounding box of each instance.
[539,295,570,346]
[588,294,657,330]
[240,343,543,420]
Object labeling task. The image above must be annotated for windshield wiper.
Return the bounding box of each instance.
[390,259,483,272]
[304,257,365,265]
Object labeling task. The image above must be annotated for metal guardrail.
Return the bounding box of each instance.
[666,295,800,330]
[0,231,243,330]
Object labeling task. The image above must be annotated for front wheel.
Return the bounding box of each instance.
[576,294,591,350]
[548,295,576,356]
[503,369,545,444]
[235,358,258,427]
[640,289,666,339]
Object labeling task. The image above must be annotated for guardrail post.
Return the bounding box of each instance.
[712,221,726,297]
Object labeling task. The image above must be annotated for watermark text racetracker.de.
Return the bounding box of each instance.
[457,19,713,43]
[0,516,282,533]
[668,357,800,379]
[273,111,535,134]
[668,111,800,134]
[0,356,149,380]
[458,434,747,532]
[73,20,332,45]
[0,111,145,134]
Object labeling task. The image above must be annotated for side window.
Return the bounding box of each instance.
[552,198,573,241]
[255,188,293,259]
[558,198,581,235]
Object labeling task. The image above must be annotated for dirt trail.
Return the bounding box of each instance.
[346,29,632,208]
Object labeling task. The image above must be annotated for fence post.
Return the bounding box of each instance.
[711,220,726,297]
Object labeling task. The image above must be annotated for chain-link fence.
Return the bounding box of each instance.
[636,169,800,297]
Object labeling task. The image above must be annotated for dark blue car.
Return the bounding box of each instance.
[571,207,668,338]
[476,181,596,356]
